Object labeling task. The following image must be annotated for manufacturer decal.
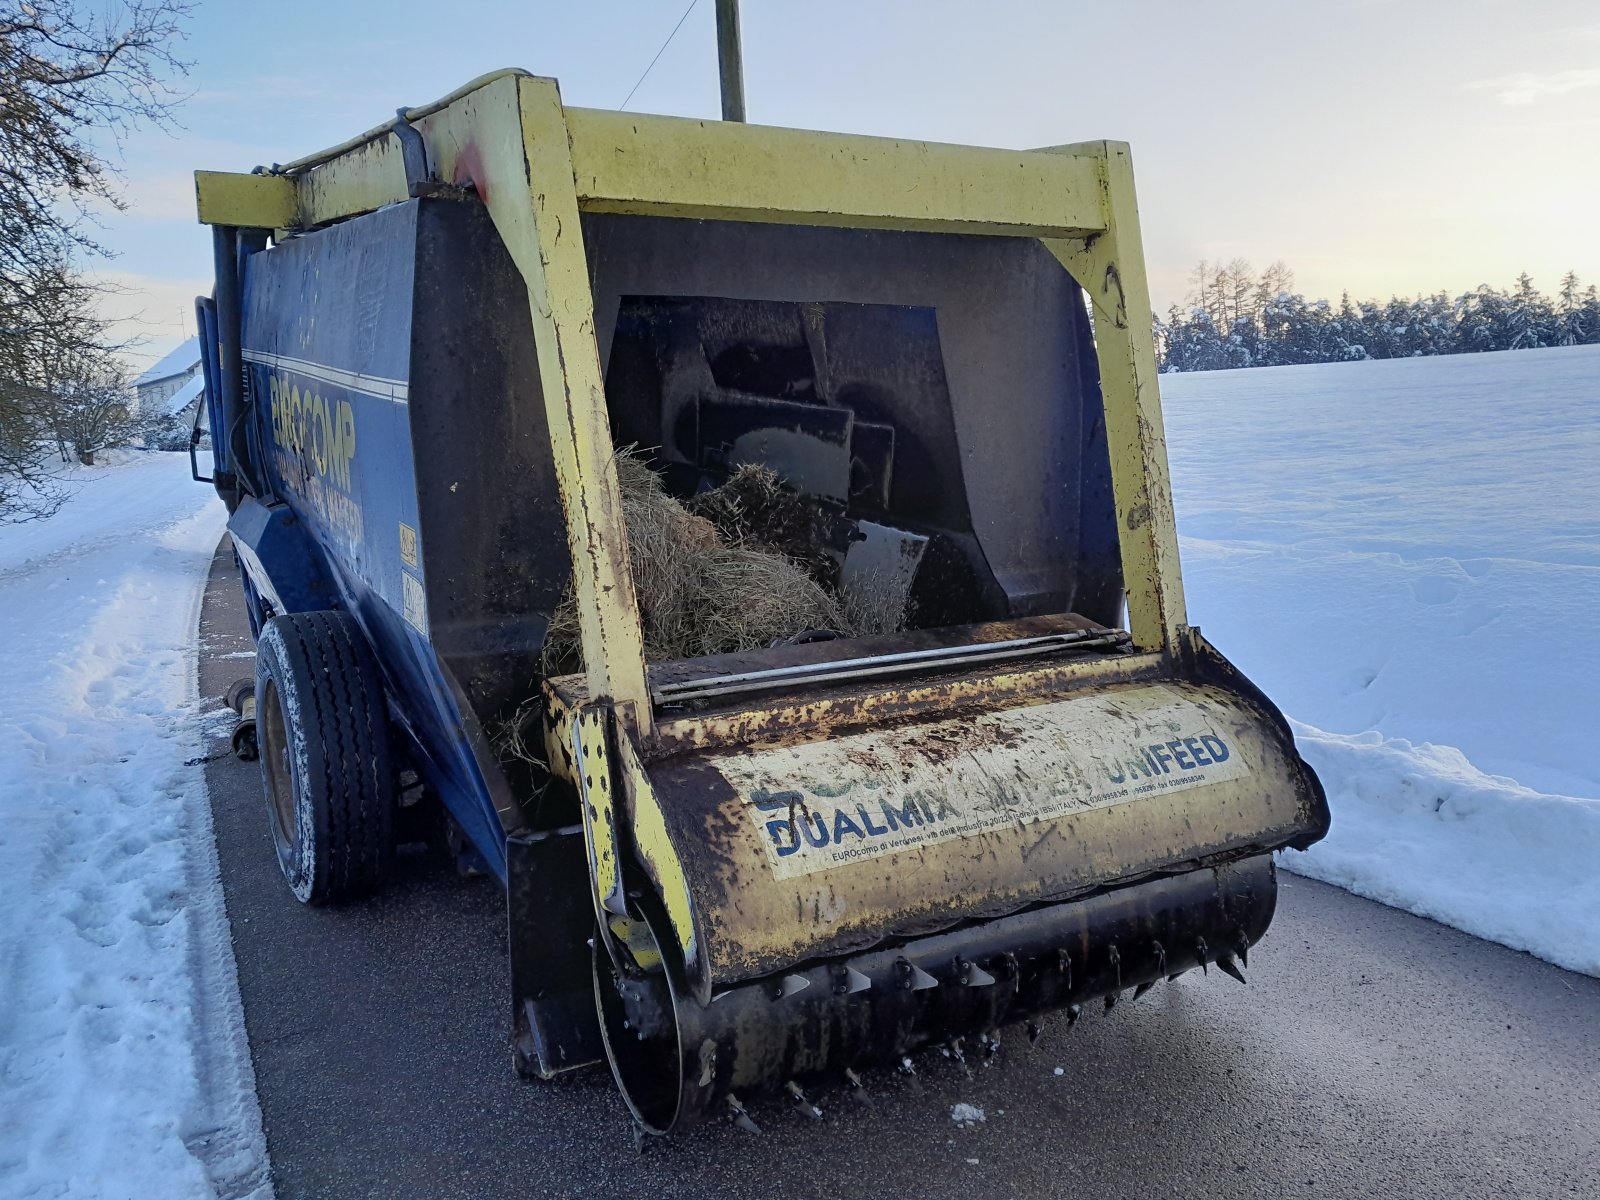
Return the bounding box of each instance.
[716,685,1252,880]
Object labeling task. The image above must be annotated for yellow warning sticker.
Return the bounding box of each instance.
[401,572,427,634]
[398,521,419,569]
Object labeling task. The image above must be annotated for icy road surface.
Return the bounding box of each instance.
[1165,344,1600,976]
[0,453,267,1199]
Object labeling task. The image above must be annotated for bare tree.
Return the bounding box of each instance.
[54,355,139,464]
[0,0,190,518]
[0,261,108,510]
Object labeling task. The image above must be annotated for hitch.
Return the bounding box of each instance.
[225,678,258,761]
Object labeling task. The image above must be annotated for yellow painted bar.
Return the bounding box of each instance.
[193,170,297,228]
[401,75,652,722]
[565,107,1105,238]
[1040,141,1187,651]
[296,133,410,229]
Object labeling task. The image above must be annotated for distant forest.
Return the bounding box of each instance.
[1155,260,1600,372]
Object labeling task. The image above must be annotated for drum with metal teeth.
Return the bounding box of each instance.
[596,855,1276,1134]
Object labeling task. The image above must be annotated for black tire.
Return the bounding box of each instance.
[254,611,394,903]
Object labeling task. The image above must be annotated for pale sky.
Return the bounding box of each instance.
[93,0,1600,372]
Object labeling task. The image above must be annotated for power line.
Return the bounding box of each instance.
[620,0,700,112]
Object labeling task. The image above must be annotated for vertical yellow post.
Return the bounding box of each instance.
[515,78,651,721]
[1042,141,1187,651]
[420,73,650,724]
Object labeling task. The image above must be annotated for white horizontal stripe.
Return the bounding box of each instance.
[242,348,409,403]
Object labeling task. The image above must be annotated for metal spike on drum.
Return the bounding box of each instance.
[946,1037,970,1076]
[727,1094,761,1135]
[896,957,938,991]
[786,1080,822,1120]
[832,965,871,995]
[959,957,996,987]
[846,1068,874,1106]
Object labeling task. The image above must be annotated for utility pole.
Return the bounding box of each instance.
[715,0,746,122]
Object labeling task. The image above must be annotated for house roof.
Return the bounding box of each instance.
[134,336,201,387]
[160,373,205,417]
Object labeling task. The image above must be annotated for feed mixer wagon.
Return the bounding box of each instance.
[190,69,1329,1134]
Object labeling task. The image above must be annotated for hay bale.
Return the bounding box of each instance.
[683,547,847,658]
[544,450,852,669]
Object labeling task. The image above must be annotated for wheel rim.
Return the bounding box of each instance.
[260,676,299,859]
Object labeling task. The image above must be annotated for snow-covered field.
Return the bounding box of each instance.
[1165,344,1600,977]
[0,453,268,1199]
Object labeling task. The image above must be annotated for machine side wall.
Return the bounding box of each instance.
[238,200,517,877]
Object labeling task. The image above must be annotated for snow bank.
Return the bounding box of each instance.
[1164,346,1600,976]
[1287,725,1600,977]
[0,454,269,1198]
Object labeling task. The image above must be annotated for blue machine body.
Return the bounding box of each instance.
[210,199,569,880]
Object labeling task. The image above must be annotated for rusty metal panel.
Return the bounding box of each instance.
[640,676,1323,995]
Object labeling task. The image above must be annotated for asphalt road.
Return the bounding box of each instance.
[198,542,1600,1200]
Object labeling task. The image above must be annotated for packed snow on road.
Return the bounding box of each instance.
[1165,343,1600,977]
[0,346,1594,1197]
[0,452,267,1199]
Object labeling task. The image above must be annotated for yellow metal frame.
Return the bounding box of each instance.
[197,73,1189,968]
[195,73,1186,693]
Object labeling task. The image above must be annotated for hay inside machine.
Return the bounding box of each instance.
[191,70,1328,1134]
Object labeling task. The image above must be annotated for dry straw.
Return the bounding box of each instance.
[544,450,892,672]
